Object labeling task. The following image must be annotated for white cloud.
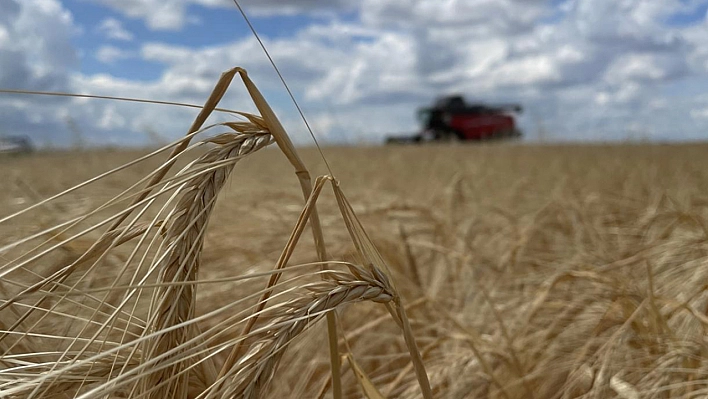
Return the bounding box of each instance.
[96,104,128,129]
[3,0,708,147]
[604,53,689,84]
[96,17,134,41]
[691,107,708,120]
[305,32,421,104]
[84,0,355,30]
[95,45,134,64]
[0,0,78,145]
[361,0,548,33]
[4,0,77,79]
[0,26,10,46]
[87,0,192,30]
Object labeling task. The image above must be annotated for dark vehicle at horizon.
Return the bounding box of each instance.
[0,135,34,155]
[387,95,523,143]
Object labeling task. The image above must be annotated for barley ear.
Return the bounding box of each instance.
[109,68,241,232]
[332,183,433,399]
[138,129,272,399]
[221,265,394,398]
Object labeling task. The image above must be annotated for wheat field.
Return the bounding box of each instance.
[2,137,707,398]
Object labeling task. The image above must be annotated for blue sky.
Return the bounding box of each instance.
[68,1,251,80]
[1,0,708,147]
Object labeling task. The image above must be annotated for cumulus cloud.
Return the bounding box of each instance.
[0,0,79,145]
[604,53,689,84]
[96,17,134,41]
[95,45,134,64]
[361,0,549,34]
[83,0,355,30]
[691,107,708,120]
[86,0,194,30]
[3,0,708,147]
[0,0,77,90]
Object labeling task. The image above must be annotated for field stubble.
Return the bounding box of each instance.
[1,142,708,398]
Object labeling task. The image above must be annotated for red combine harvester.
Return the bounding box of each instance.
[386,95,523,143]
